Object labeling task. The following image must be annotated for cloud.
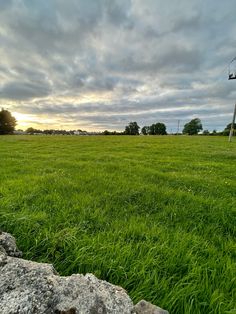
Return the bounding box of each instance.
[0,0,236,131]
[0,81,52,100]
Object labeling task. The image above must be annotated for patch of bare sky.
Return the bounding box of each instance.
[0,0,236,131]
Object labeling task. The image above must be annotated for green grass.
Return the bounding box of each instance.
[0,135,235,313]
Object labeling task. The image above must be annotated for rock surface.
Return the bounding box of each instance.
[134,300,169,314]
[0,232,169,314]
[0,231,22,257]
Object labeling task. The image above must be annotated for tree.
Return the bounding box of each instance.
[149,123,167,135]
[26,127,42,134]
[124,122,140,135]
[102,130,121,135]
[202,130,210,135]
[222,123,236,136]
[0,109,17,134]
[141,126,149,135]
[182,118,202,135]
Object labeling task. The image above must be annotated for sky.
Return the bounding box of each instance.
[0,0,236,132]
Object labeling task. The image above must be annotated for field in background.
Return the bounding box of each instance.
[0,135,235,313]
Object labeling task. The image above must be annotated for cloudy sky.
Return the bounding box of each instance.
[0,0,236,132]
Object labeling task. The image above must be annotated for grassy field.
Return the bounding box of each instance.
[0,135,235,313]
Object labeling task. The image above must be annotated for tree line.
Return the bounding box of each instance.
[0,108,235,136]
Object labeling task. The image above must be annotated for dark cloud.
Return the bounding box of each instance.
[173,14,201,32]
[105,0,132,26]
[0,80,52,100]
[0,0,13,11]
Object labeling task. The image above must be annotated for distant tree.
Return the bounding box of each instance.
[43,129,54,135]
[202,129,210,135]
[149,122,167,135]
[141,126,149,135]
[0,109,17,134]
[182,118,202,135]
[26,127,42,134]
[222,123,236,136]
[103,130,110,135]
[208,129,220,136]
[26,127,34,134]
[124,122,140,135]
[102,130,122,135]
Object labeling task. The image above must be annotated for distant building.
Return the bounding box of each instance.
[74,130,88,135]
[13,130,26,135]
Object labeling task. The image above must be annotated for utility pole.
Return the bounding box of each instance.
[177,120,180,134]
[229,104,236,142]
[228,57,236,142]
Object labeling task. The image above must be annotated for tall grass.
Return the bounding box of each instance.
[0,135,235,313]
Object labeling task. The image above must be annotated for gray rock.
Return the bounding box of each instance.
[134,300,169,314]
[0,249,7,267]
[0,253,133,313]
[0,232,169,314]
[0,231,22,257]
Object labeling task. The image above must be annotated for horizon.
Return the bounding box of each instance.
[1,0,236,132]
[13,120,228,134]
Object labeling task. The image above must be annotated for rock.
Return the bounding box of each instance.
[0,256,134,313]
[0,231,22,257]
[0,249,7,267]
[134,300,169,314]
[0,232,169,314]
